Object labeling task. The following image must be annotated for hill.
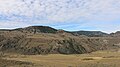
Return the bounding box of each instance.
[0,26,119,55]
[71,31,108,37]
[13,26,58,34]
[110,31,120,37]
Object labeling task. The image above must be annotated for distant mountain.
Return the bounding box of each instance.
[0,26,109,37]
[0,29,11,31]
[13,26,58,33]
[110,31,120,37]
[71,31,108,37]
[0,26,116,37]
[13,26,108,37]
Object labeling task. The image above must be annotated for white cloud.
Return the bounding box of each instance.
[0,21,30,29]
[0,0,120,32]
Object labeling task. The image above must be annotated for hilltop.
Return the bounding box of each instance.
[13,26,58,33]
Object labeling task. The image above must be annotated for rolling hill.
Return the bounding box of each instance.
[0,26,119,55]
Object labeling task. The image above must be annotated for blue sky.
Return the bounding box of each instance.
[0,0,120,33]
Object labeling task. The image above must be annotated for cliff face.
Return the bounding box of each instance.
[0,26,119,55]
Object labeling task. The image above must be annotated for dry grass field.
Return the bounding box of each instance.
[1,49,120,67]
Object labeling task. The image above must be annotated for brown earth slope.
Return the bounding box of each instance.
[0,26,119,55]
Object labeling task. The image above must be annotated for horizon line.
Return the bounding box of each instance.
[0,25,118,34]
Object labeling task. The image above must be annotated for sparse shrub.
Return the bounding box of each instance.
[103,56,115,58]
[82,58,95,60]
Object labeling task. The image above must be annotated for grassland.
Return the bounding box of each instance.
[0,49,120,67]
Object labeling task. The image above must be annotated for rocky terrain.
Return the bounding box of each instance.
[110,31,120,37]
[0,26,119,55]
[71,31,108,37]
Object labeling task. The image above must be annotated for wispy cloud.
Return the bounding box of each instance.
[0,0,120,32]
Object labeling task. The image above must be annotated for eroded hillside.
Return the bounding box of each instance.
[0,26,119,55]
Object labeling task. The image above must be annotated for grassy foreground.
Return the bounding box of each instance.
[1,49,120,67]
